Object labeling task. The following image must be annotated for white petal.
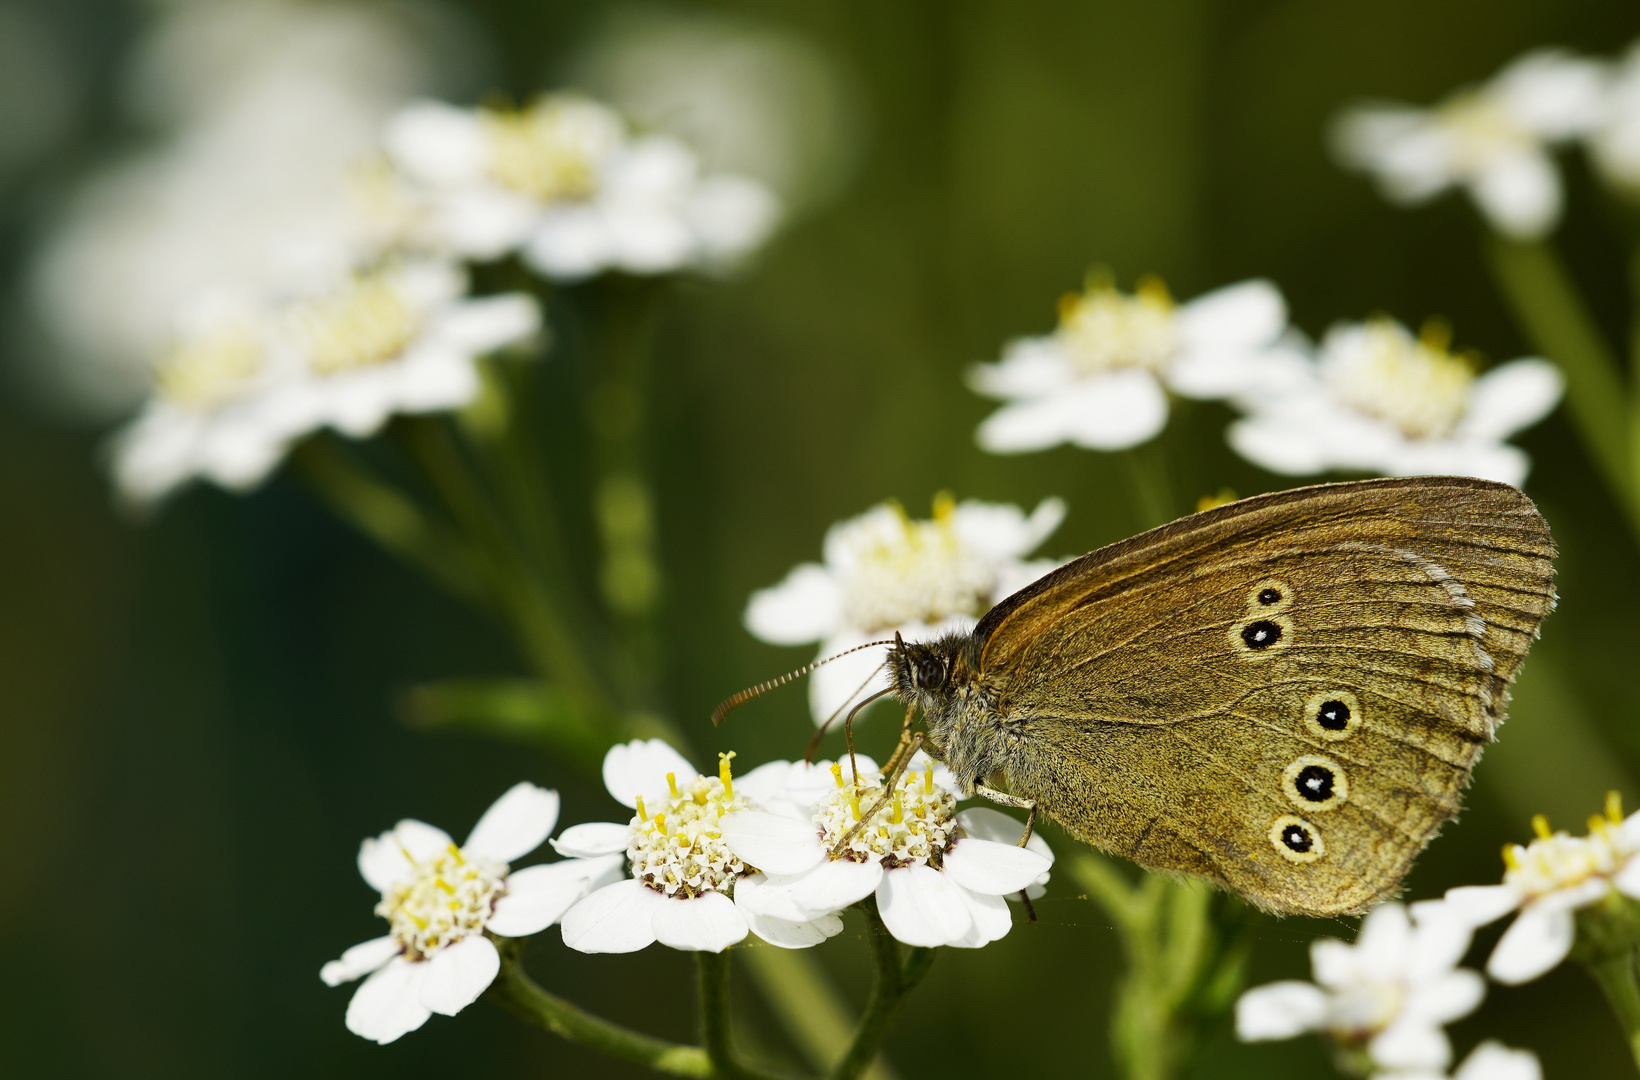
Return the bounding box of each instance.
[525,205,613,281]
[967,338,1075,399]
[733,761,796,806]
[1469,150,1560,240]
[1615,856,1640,898]
[950,497,1065,560]
[1175,279,1286,352]
[463,783,560,863]
[746,858,883,922]
[1458,358,1563,440]
[974,395,1082,453]
[488,857,623,937]
[1227,414,1332,476]
[561,879,665,954]
[393,819,455,863]
[735,874,843,948]
[383,100,486,187]
[876,865,973,947]
[941,837,1054,896]
[956,808,1055,867]
[1234,981,1327,1040]
[321,936,402,987]
[437,294,541,355]
[602,739,699,809]
[743,563,843,645]
[1404,969,1486,1027]
[806,631,896,728]
[1309,938,1358,990]
[1454,1041,1542,1080]
[948,887,1013,948]
[420,935,501,1017]
[358,832,415,893]
[551,821,632,858]
[1351,903,1413,983]
[1370,1018,1452,1071]
[1439,884,1523,928]
[1487,905,1574,984]
[345,956,433,1044]
[719,811,826,875]
[1064,370,1170,450]
[652,891,749,953]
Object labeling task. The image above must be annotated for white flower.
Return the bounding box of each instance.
[1379,1040,1542,1080]
[719,753,1053,949]
[321,782,614,1045]
[1590,43,1640,191]
[1331,48,1608,239]
[25,0,462,419]
[743,494,1065,726]
[1227,317,1562,486]
[383,95,780,279]
[1236,903,1484,1073]
[556,739,844,953]
[966,276,1295,454]
[110,257,540,506]
[1432,798,1640,985]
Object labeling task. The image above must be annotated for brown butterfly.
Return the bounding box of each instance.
[773,477,1555,918]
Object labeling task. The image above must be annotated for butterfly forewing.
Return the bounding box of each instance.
[970,477,1554,916]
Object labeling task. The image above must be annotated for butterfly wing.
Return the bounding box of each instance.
[972,476,1554,916]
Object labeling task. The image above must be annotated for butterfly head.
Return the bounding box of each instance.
[886,631,971,711]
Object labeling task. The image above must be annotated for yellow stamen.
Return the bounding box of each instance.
[1419,317,1453,354]
[667,772,680,798]
[635,795,649,823]
[719,751,736,800]
[446,842,465,864]
[1532,814,1552,840]
[891,794,904,825]
[1503,843,1521,870]
[1609,790,1626,825]
[831,762,844,789]
[436,879,455,895]
[923,763,933,795]
[1135,273,1172,305]
[878,826,890,839]
[932,491,956,522]
[1590,815,1610,837]
[654,813,667,837]
[850,795,861,821]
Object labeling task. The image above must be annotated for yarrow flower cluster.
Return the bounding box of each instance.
[1432,795,1640,985]
[720,752,1054,948]
[967,275,1296,454]
[556,739,844,953]
[321,782,619,1044]
[1236,902,1490,1075]
[1228,317,1562,487]
[744,493,1065,725]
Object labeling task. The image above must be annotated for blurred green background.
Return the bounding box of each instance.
[5,0,1640,1076]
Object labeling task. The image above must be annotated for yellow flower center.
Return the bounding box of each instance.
[628,755,754,898]
[152,325,265,408]
[296,276,421,375]
[816,760,956,867]
[1439,91,1535,171]
[376,842,507,960]
[482,99,610,202]
[1055,275,1178,375]
[839,495,996,632]
[1326,320,1475,439]
[1504,799,1632,902]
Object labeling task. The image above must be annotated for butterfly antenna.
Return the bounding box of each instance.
[805,663,889,765]
[711,639,897,726]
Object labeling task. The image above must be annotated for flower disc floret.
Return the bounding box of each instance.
[815,760,957,868]
[375,842,508,960]
[1056,276,1178,375]
[1324,319,1474,440]
[628,759,754,898]
[480,97,620,202]
[837,495,997,631]
[296,274,422,374]
[153,323,266,408]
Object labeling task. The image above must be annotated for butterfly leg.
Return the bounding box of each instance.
[830,733,923,855]
[880,703,919,776]
[974,784,1038,846]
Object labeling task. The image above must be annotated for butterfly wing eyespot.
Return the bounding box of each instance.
[1269,815,1325,863]
[959,476,1555,917]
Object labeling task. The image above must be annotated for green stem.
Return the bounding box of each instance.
[490,950,714,1077]
[740,947,899,1080]
[399,415,607,708]
[1485,236,1640,534]
[695,951,789,1080]
[829,907,935,1080]
[1123,440,1175,532]
[1585,950,1640,1075]
[289,437,486,603]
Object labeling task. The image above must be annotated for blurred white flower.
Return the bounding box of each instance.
[1380,1040,1542,1080]
[111,258,539,506]
[1236,902,1484,1074]
[1331,48,1608,239]
[720,752,1053,948]
[967,277,1295,454]
[384,94,781,279]
[743,494,1065,727]
[321,782,609,1045]
[556,740,844,953]
[1590,42,1640,192]
[25,0,473,419]
[1228,317,1561,486]
[1430,797,1640,986]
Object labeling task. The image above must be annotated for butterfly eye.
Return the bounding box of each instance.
[916,656,946,689]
